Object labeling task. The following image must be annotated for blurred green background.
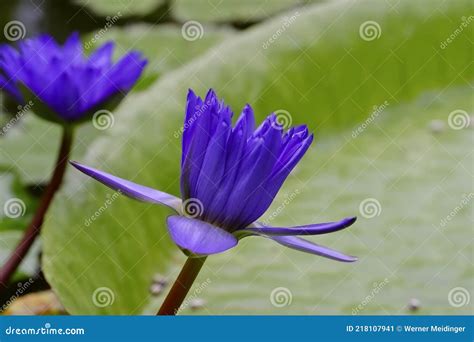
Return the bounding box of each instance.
[0,0,472,315]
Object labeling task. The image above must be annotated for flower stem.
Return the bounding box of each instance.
[0,126,74,290]
[157,256,207,315]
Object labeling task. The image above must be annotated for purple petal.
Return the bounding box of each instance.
[167,216,237,255]
[269,235,357,262]
[243,217,357,236]
[89,41,114,68]
[70,161,181,213]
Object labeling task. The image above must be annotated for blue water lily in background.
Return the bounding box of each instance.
[71,89,357,262]
[0,32,147,289]
[0,32,147,123]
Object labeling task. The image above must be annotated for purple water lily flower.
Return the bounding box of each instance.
[0,32,147,123]
[71,89,357,262]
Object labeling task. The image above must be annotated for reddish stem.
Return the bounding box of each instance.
[157,256,207,315]
[0,126,73,289]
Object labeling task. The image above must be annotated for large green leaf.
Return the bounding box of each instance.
[43,0,472,314]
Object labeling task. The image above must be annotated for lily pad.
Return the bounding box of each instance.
[74,0,165,18]
[172,0,305,23]
[42,0,472,314]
